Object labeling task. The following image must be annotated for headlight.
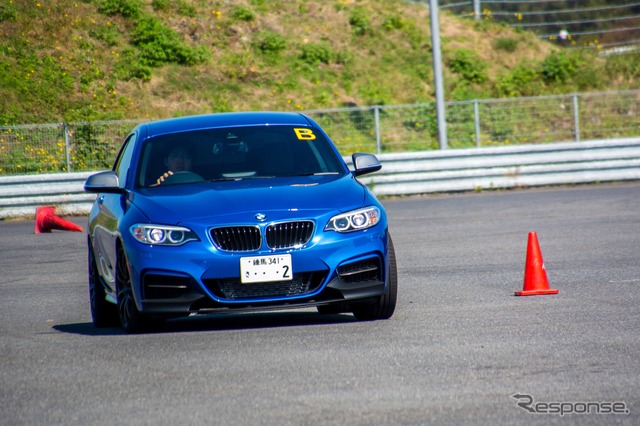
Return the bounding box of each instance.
[325,207,381,233]
[130,224,199,246]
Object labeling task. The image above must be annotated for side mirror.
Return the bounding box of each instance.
[84,171,123,194]
[352,153,382,177]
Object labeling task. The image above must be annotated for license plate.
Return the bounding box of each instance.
[240,254,292,284]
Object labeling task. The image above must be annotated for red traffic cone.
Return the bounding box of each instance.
[34,206,84,234]
[515,232,558,296]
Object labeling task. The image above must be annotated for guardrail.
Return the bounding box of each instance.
[1,138,639,219]
[0,172,96,219]
[356,138,640,196]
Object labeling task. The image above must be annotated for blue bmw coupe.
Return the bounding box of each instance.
[84,112,397,332]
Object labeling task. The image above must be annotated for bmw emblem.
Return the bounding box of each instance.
[255,213,267,222]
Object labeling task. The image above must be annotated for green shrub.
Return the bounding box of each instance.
[493,37,518,52]
[382,15,404,31]
[496,63,539,97]
[448,49,487,84]
[114,47,154,81]
[255,31,287,54]
[98,0,143,18]
[232,6,255,22]
[0,2,18,22]
[131,17,208,67]
[299,43,333,65]
[540,51,581,84]
[349,9,370,36]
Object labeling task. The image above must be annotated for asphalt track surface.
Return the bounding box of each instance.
[1,182,639,425]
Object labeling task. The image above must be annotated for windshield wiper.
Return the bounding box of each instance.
[208,177,239,182]
[293,172,340,177]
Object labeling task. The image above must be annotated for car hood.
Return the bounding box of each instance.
[133,174,369,224]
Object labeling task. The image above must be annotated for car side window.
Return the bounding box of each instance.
[113,134,136,188]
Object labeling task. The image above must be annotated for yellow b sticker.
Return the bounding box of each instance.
[294,128,316,140]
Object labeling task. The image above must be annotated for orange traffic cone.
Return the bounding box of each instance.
[515,232,558,296]
[34,206,84,234]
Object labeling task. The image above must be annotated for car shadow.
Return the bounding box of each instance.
[53,311,358,336]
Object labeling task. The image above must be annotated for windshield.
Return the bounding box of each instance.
[136,125,346,187]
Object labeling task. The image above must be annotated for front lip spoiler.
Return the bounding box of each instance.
[140,276,386,315]
[191,299,353,315]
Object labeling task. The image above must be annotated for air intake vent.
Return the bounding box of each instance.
[266,221,314,249]
[203,271,327,300]
[211,226,261,251]
[337,258,381,283]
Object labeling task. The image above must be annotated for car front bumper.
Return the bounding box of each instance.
[123,227,390,315]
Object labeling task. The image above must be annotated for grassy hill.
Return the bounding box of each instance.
[1,0,639,125]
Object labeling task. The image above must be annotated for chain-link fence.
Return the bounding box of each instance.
[307,90,640,152]
[1,90,639,175]
[0,120,147,175]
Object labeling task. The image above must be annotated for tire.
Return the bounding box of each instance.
[116,244,149,333]
[88,240,118,327]
[352,235,398,321]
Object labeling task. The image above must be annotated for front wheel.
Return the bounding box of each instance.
[116,245,150,333]
[352,235,398,321]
